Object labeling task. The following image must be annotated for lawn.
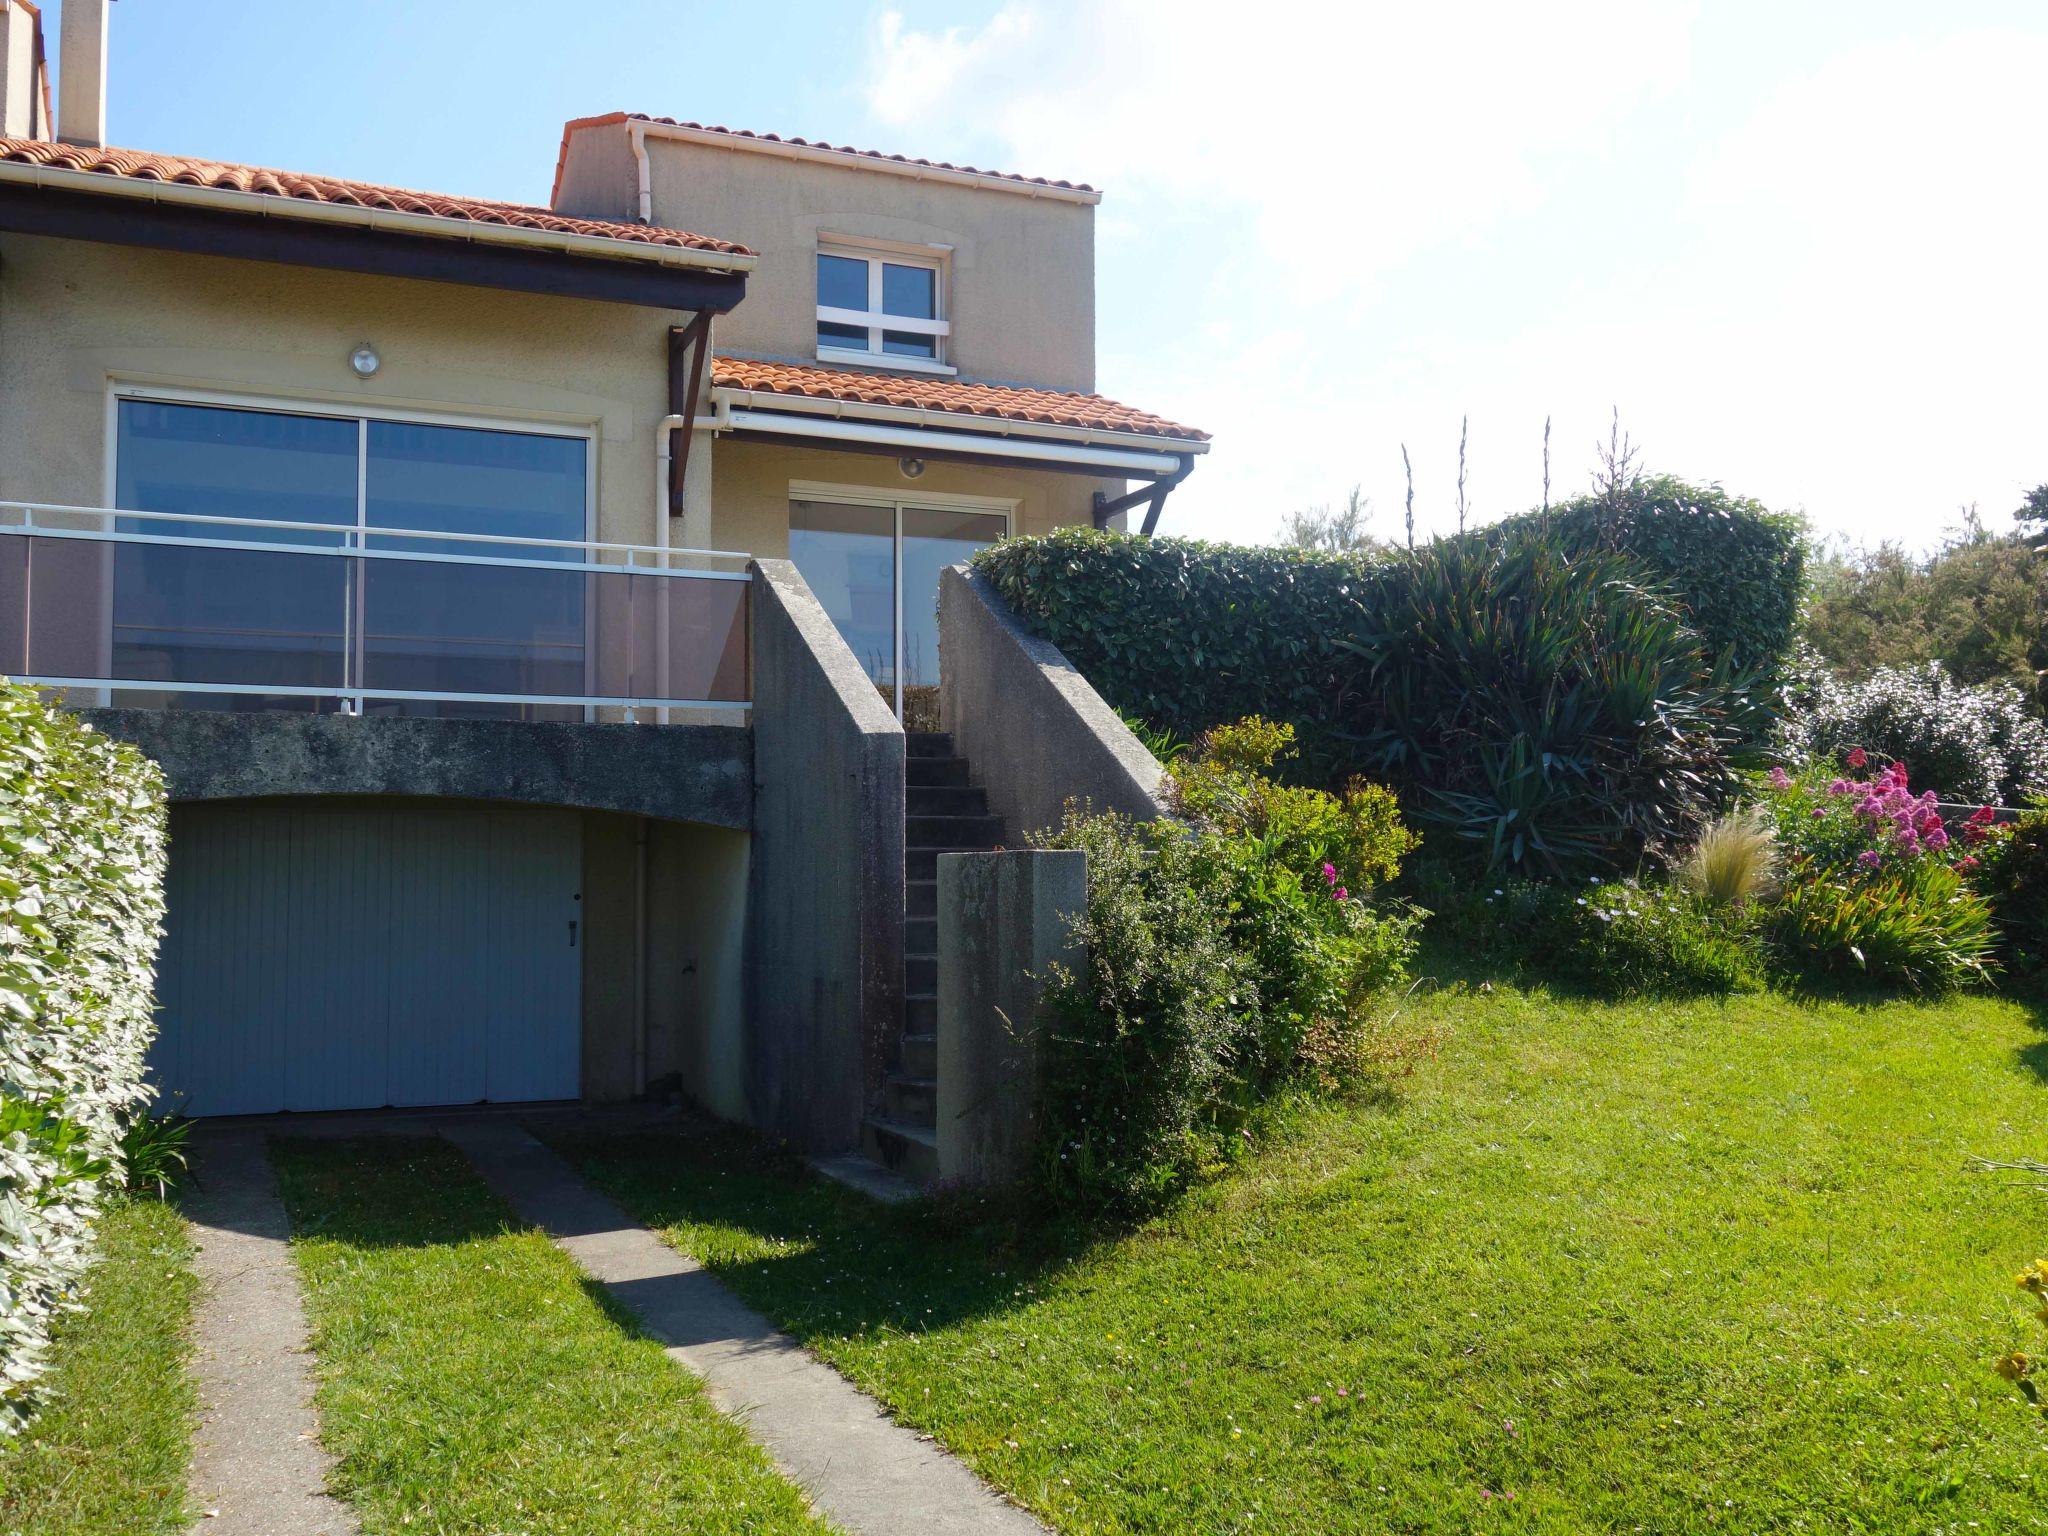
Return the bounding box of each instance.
[553,977,2048,1534]
[0,1198,196,1536]
[271,1136,835,1535]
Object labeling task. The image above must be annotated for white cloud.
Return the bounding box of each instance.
[862,4,2048,549]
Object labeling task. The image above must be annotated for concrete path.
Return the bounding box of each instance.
[440,1117,1048,1536]
[181,1129,359,1536]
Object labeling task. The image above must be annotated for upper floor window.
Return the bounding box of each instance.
[816,241,951,373]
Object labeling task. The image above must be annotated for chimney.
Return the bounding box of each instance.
[0,0,52,141]
[57,0,105,148]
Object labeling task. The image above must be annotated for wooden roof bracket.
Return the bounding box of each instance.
[1092,451,1195,537]
[667,313,714,519]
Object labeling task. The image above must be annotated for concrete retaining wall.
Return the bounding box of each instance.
[79,709,752,829]
[937,565,1169,841]
[745,559,906,1153]
[935,849,1085,1187]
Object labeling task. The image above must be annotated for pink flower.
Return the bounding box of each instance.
[1810,807,1826,818]
[1857,849,1883,870]
[1322,862,1337,885]
[1958,855,1981,872]
[1768,766,1791,789]
[1827,778,1852,796]
[1925,827,1950,850]
[1334,887,1348,902]
[1847,747,1868,769]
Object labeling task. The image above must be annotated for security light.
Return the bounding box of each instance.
[348,344,381,378]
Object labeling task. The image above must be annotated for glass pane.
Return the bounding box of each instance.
[882,263,936,319]
[361,421,589,719]
[789,500,896,697]
[818,321,869,351]
[882,330,938,359]
[817,252,869,312]
[901,507,1005,691]
[112,400,357,711]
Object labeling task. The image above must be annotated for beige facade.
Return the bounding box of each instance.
[0,233,690,549]
[554,119,1099,395]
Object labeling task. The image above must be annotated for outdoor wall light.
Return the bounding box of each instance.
[899,455,926,479]
[348,344,381,378]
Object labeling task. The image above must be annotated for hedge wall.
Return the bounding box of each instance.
[0,681,167,1433]
[973,525,1769,875]
[1489,475,1807,674]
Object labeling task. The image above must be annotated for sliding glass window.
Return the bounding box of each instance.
[108,397,590,718]
[788,495,1006,720]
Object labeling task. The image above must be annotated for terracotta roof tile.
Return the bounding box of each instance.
[622,114,1097,195]
[0,138,754,257]
[711,356,1207,443]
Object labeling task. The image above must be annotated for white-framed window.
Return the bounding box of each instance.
[815,239,953,374]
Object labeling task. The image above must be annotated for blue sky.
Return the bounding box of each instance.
[55,0,2048,549]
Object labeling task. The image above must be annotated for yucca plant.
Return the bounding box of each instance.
[1677,809,1778,907]
[1333,534,1754,879]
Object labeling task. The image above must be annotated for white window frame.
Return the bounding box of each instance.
[101,382,600,717]
[814,237,955,376]
[787,481,1012,719]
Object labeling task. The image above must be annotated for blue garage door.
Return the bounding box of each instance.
[151,800,583,1116]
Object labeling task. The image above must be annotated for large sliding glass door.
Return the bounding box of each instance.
[789,493,1007,721]
[109,396,592,720]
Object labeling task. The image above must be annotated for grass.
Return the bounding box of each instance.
[0,1199,197,1536]
[551,977,2048,1534]
[271,1136,835,1535]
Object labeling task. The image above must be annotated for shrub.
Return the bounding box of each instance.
[1030,721,1423,1216]
[1553,883,1763,996]
[0,681,167,1433]
[1764,858,1996,993]
[1778,660,2048,805]
[1675,809,1777,908]
[1030,808,1248,1215]
[981,529,1764,879]
[1971,808,2048,975]
[1491,473,1807,676]
[1338,536,1760,877]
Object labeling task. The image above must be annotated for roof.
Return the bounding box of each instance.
[711,356,1207,445]
[0,138,755,258]
[553,112,1100,207]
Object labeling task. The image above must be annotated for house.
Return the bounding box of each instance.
[0,0,1201,1180]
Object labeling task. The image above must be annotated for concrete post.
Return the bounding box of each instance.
[935,849,1085,1186]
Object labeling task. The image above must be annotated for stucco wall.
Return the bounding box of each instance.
[709,437,1114,557]
[557,128,1096,393]
[0,233,686,549]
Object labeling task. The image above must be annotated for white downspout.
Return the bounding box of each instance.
[629,119,654,225]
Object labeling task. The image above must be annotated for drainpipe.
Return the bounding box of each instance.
[629,118,654,225]
[634,816,650,1097]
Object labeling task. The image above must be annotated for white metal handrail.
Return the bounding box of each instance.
[0,501,754,576]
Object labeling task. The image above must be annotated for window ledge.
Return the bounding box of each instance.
[815,347,958,378]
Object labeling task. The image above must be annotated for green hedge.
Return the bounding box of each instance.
[975,526,1765,876]
[0,682,167,1434]
[1489,475,1806,674]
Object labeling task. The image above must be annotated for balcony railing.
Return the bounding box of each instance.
[0,503,751,721]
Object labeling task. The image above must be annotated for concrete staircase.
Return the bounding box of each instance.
[860,730,1005,1185]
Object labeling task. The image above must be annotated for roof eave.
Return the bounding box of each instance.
[709,382,1209,456]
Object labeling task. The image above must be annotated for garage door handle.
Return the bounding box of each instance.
[568,919,578,948]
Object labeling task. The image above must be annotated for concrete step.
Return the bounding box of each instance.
[898,1031,937,1079]
[906,953,936,996]
[905,917,936,954]
[907,756,971,788]
[862,1117,939,1185]
[908,846,990,880]
[906,732,955,759]
[906,784,988,817]
[907,813,1005,848]
[907,880,937,919]
[905,993,936,1034]
[883,1074,937,1125]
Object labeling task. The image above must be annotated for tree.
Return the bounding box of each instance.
[2014,482,2048,542]
[1279,485,1381,553]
